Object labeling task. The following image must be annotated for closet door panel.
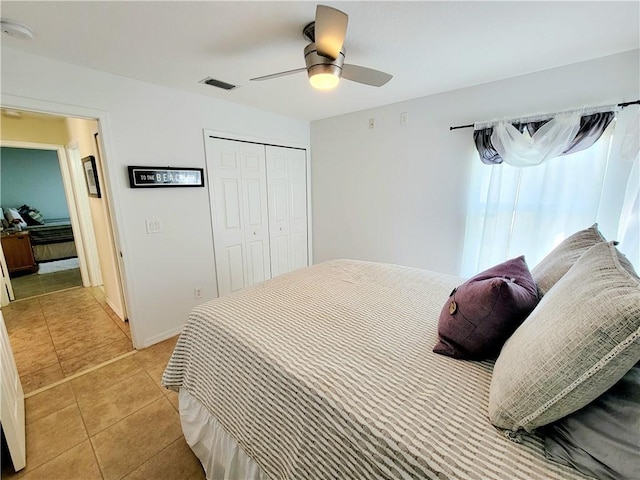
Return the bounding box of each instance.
[266,146,308,276]
[272,236,290,277]
[247,239,269,284]
[221,180,242,230]
[207,138,270,296]
[240,144,271,286]
[226,244,245,293]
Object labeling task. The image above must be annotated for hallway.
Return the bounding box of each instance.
[3,286,132,394]
[9,264,83,300]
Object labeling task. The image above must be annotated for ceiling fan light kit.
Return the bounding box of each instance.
[250,5,392,90]
[304,43,344,90]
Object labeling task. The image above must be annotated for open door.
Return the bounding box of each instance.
[0,310,26,472]
[0,241,15,305]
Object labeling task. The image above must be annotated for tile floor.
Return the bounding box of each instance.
[3,286,133,395]
[1,336,206,480]
[10,267,83,300]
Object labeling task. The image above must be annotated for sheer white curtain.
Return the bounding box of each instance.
[461,113,637,277]
[616,106,640,269]
[491,112,581,167]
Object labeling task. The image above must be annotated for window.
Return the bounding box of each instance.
[461,119,637,276]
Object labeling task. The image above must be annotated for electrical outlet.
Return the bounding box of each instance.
[401,112,409,125]
[194,287,202,299]
[145,219,162,234]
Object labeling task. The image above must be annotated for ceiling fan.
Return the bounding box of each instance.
[250,5,393,90]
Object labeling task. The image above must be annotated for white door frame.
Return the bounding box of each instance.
[0,310,26,472]
[65,143,103,287]
[0,94,136,346]
[0,242,15,305]
[203,129,313,269]
[0,140,93,289]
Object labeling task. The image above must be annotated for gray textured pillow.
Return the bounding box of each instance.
[531,223,607,296]
[542,365,640,480]
[489,242,640,432]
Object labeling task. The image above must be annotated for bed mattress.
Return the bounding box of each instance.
[163,260,588,480]
[26,219,74,245]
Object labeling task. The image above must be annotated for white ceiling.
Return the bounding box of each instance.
[1,1,638,122]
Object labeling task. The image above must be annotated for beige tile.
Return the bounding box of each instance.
[92,397,183,480]
[145,363,171,391]
[49,314,127,362]
[136,336,179,371]
[109,313,131,338]
[19,440,102,480]
[8,322,50,343]
[70,354,143,397]
[1,297,42,321]
[38,289,94,316]
[60,337,133,376]
[3,309,46,332]
[77,370,164,435]
[123,436,205,480]
[45,304,109,327]
[20,364,65,395]
[24,403,88,471]
[25,383,76,425]
[165,390,180,411]
[10,326,59,377]
[87,286,107,303]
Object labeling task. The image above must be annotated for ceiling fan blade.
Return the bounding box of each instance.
[342,64,393,87]
[250,67,307,82]
[315,5,348,60]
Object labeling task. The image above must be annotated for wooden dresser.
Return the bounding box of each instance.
[1,232,37,275]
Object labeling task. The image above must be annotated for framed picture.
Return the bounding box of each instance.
[82,155,101,198]
[127,166,205,188]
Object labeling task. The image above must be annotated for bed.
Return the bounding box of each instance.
[2,206,77,263]
[24,218,77,263]
[163,259,605,480]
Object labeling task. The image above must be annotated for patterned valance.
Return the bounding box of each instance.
[474,111,615,165]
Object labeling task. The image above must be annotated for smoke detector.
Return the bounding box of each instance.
[1,19,34,40]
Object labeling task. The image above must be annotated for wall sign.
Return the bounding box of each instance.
[83,155,101,198]
[128,166,204,188]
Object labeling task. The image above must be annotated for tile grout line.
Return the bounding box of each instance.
[57,336,134,376]
[24,350,138,398]
[38,295,66,375]
[9,285,83,302]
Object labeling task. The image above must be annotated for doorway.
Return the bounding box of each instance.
[0,107,132,393]
[1,145,83,299]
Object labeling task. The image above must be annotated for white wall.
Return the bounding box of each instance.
[1,47,310,348]
[310,50,640,276]
[65,117,125,319]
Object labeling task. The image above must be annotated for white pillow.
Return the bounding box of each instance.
[489,242,640,432]
[4,207,27,228]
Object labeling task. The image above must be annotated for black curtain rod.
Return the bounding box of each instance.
[449,100,640,131]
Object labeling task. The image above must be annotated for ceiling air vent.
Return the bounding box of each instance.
[200,77,238,91]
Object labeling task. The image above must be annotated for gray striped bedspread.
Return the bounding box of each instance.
[163,260,589,480]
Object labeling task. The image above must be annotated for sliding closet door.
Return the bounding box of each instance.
[206,138,271,296]
[266,146,308,277]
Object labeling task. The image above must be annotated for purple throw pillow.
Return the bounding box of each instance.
[433,256,539,360]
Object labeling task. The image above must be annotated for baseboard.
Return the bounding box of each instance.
[106,297,125,321]
[139,325,184,349]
